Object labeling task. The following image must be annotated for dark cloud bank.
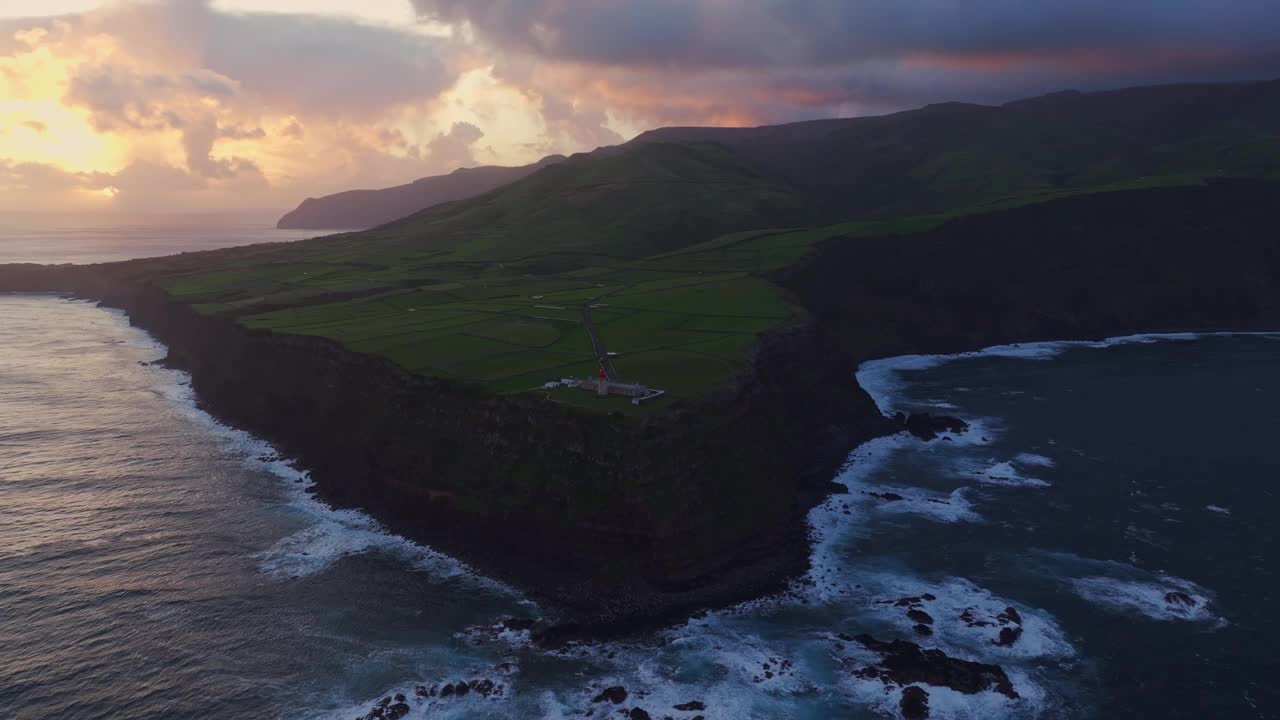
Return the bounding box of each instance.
[414,0,1280,120]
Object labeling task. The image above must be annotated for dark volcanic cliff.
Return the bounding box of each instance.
[0,261,890,634]
[4,179,1280,634]
[781,179,1280,360]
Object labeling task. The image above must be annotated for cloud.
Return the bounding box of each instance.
[7,0,1280,214]
[424,120,484,168]
[201,8,461,121]
[413,0,1280,70]
[65,64,241,131]
[413,0,1280,121]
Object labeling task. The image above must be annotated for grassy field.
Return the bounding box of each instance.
[155,159,1225,413]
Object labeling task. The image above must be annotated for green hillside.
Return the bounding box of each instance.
[140,80,1280,412]
[636,80,1280,217]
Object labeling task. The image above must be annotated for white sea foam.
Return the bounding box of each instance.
[855,331,1275,414]
[107,306,517,596]
[1013,453,1055,468]
[842,673,1048,720]
[852,573,1076,664]
[956,460,1051,488]
[1206,505,1232,516]
[1070,575,1220,622]
[871,484,983,522]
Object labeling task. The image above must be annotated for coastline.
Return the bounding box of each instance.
[5,180,1280,638]
[22,284,1278,642]
[857,330,1280,415]
[74,277,894,640]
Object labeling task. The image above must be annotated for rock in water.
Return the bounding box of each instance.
[898,412,970,441]
[851,634,1020,699]
[901,685,930,720]
[907,609,935,625]
[993,626,1023,647]
[593,686,628,704]
[1165,591,1197,608]
[628,709,652,720]
[385,703,410,720]
[674,701,706,711]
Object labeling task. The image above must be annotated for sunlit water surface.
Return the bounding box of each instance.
[0,215,332,264]
[1,293,1276,719]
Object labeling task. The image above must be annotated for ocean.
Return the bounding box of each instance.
[0,214,328,265]
[1,232,1277,719]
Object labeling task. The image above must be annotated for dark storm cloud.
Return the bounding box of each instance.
[412,0,1280,120]
[414,0,1280,69]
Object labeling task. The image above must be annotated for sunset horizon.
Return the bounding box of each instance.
[4,0,1278,214]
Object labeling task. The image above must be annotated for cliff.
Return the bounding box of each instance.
[781,178,1280,359]
[0,261,890,635]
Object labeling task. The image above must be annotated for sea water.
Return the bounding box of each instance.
[1,292,1276,719]
[0,214,329,264]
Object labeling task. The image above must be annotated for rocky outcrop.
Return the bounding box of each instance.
[593,686,628,704]
[897,413,969,441]
[900,685,930,720]
[850,634,1020,699]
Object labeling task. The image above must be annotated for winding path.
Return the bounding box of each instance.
[581,299,619,380]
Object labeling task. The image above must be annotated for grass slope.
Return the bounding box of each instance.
[144,80,1280,412]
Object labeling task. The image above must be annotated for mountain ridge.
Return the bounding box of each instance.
[276,155,568,230]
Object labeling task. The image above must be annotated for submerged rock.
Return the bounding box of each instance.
[900,685,930,720]
[1165,591,1197,608]
[674,700,706,711]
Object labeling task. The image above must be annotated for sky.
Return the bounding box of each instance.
[1,0,1277,214]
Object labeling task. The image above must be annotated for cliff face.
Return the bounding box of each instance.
[781,178,1280,361]
[42,274,886,633]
